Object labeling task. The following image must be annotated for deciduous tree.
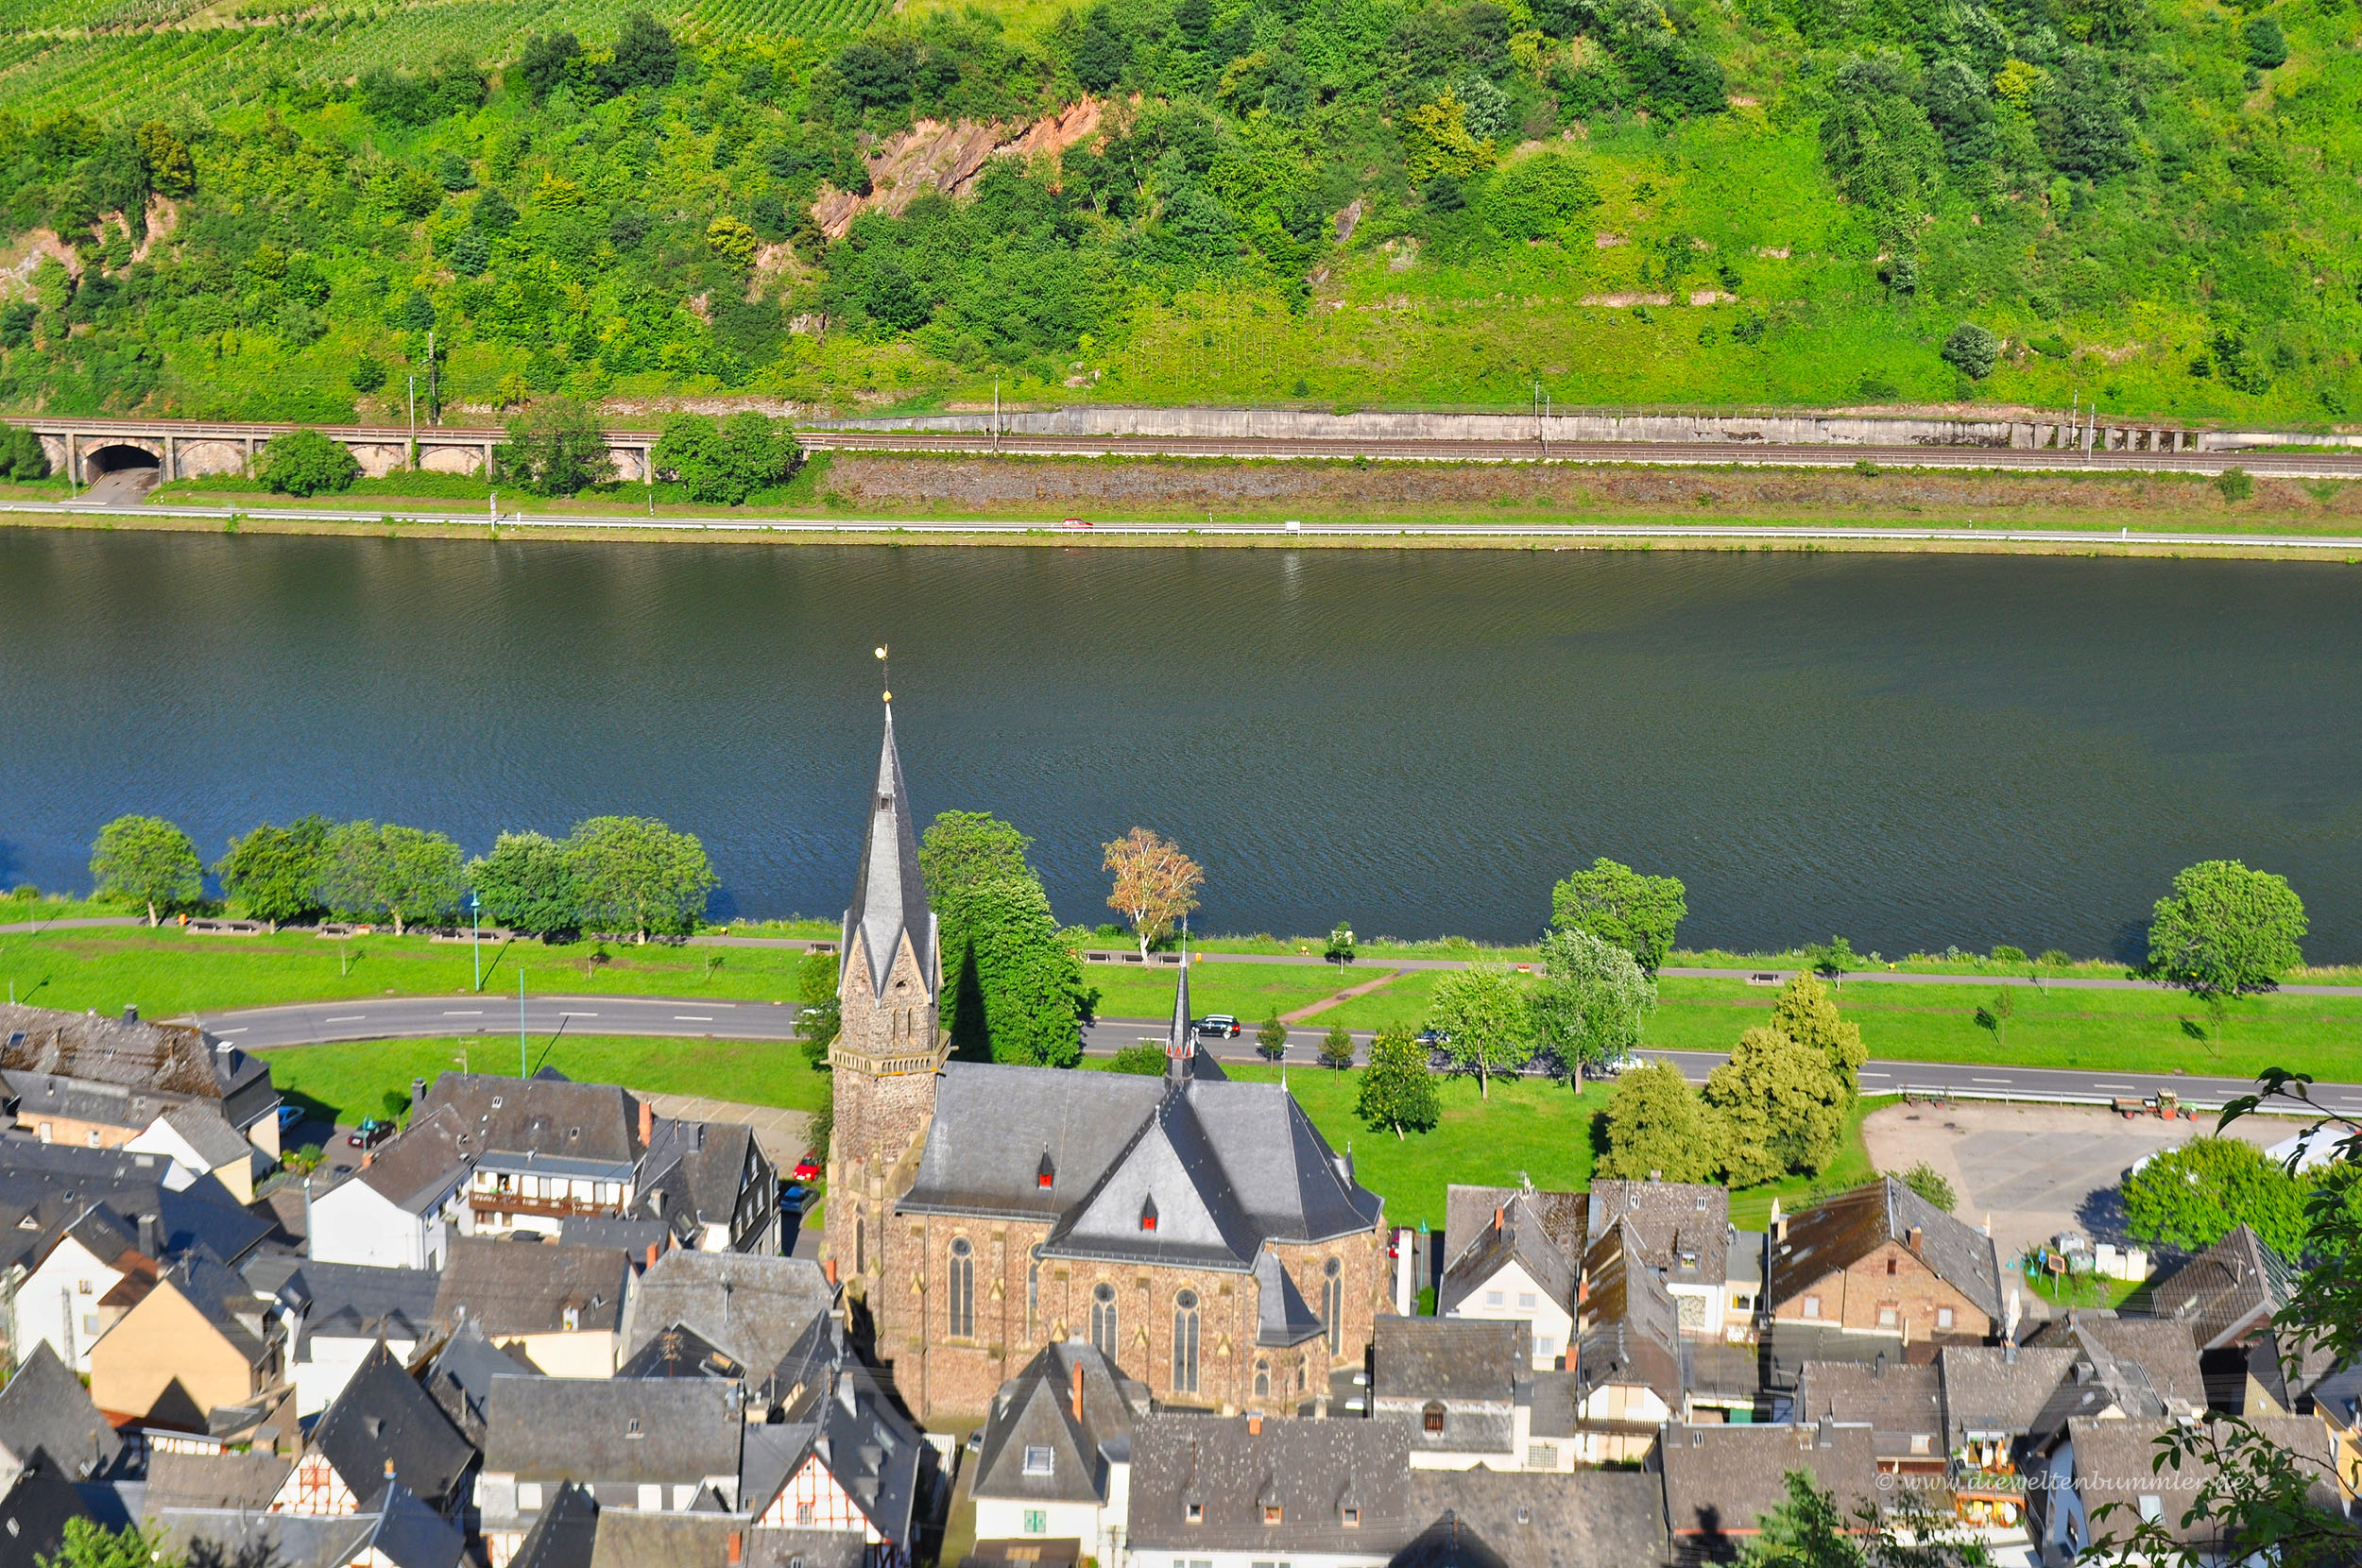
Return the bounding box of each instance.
[1428,964,1533,1099]
[1705,1025,1848,1186]
[1320,1022,1356,1070]
[256,429,359,496]
[795,948,841,1071]
[215,814,331,929]
[1532,926,1655,1087]
[1357,1023,1439,1138]
[1550,857,1687,975]
[1898,1162,1957,1213]
[568,815,715,942]
[1769,973,1868,1095]
[2120,1135,2310,1257]
[316,821,462,933]
[1257,1014,1289,1062]
[652,411,803,504]
[1110,1042,1167,1074]
[90,814,201,926]
[1598,1061,1725,1183]
[922,811,1093,1065]
[468,831,581,935]
[918,810,1035,895]
[497,397,613,496]
[2144,859,2307,1000]
[1102,827,1203,959]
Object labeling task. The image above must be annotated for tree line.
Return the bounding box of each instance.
[88,810,716,942]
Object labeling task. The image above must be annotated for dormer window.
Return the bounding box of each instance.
[1185,1503,1203,1525]
[1022,1445,1053,1476]
[1139,1197,1157,1233]
[1343,1508,1361,1527]
[1263,1507,1283,1525]
[879,794,893,810]
[625,1417,642,1439]
[1037,1153,1055,1189]
[1423,1403,1446,1434]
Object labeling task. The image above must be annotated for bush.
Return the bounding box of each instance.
[1941,322,2002,380]
[2122,1136,2309,1256]
[350,353,387,394]
[2242,14,2285,69]
[2216,467,2253,503]
[1109,1042,1168,1074]
[652,411,804,504]
[0,424,52,481]
[1899,1162,1957,1211]
[257,429,360,496]
[497,398,613,495]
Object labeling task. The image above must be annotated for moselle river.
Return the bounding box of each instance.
[3,530,2358,960]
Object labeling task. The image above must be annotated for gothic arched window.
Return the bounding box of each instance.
[949,1237,974,1339]
[1255,1358,1271,1398]
[1172,1289,1201,1394]
[1323,1256,1344,1355]
[1090,1283,1119,1361]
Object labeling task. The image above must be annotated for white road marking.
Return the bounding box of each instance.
[1858,1072,1891,1079]
[443,1010,484,1016]
[1972,1077,2012,1084]
[2094,1082,2140,1090]
[559,1012,599,1018]
[674,1014,713,1022]
[324,1014,366,1023]
[213,1027,247,1035]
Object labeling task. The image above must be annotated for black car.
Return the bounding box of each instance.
[1193,1014,1241,1039]
[347,1117,397,1150]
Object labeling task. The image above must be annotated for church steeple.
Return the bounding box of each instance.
[843,704,936,1001]
[1165,928,1195,1079]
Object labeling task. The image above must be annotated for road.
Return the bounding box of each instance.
[189,993,2362,1118]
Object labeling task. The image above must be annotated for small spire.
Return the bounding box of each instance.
[1166,919,1193,1067]
[844,695,935,999]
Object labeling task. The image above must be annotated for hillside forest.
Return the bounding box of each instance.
[0,0,2354,424]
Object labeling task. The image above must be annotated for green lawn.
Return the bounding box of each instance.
[1084,962,1360,1027]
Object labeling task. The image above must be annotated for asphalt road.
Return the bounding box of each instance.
[191,992,2362,1118]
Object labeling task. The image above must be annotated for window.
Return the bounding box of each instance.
[1091,1283,1120,1360]
[1342,1508,1361,1527]
[1527,1443,1557,1469]
[797,1503,815,1525]
[1888,1256,1898,1276]
[637,1484,662,1511]
[1140,1196,1158,1232]
[1023,1445,1054,1476]
[1323,1258,1344,1355]
[76,1278,92,1295]
[1517,1291,1537,1310]
[1185,1503,1204,1525]
[1484,1290,1503,1307]
[1423,1403,1446,1434]
[1936,1307,1955,1330]
[949,1237,975,1339]
[1877,1306,1899,1328]
[1027,1252,1041,1340]
[1024,1509,1048,1534]
[1172,1289,1201,1394]
[1263,1507,1283,1525]
[1803,1296,1822,1319]
[2137,1495,2165,1524]
[1909,1434,1931,1455]
[1535,1336,1556,1361]
[1255,1359,1270,1397]
[518,1483,544,1510]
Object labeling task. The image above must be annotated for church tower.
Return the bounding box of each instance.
[824,703,947,1297]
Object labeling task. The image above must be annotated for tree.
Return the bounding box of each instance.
[1356,1023,1439,1138]
[2242,14,2286,68]
[1770,973,1868,1095]
[256,429,360,496]
[1898,1161,1957,1212]
[918,810,1035,895]
[1803,935,1859,986]
[1320,1022,1356,1070]
[1942,322,2001,380]
[922,811,1092,1065]
[516,30,582,102]
[1428,965,1534,1099]
[795,949,841,1071]
[316,821,461,933]
[497,397,613,495]
[1102,827,1204,958]
[1258,1014,1290,1062]
[568,815,716,942]
[1550,857,1687,975]
[1532,926,1655,1087]
[90,814,201,926]
[0,424,50,480]
[1705,1025,1848,1186]
[40,1518,181,1568]
[1325,923,1355,964]
[467,831,580,935]
[135,120,194,196]
[1109,1042,1167,1074]
[599,11,678,95]
[652,411,803,504]
[1974,988,2014,1044]
[317,820,395,925]
[2144,860,2307,1000]
[2120,1135,2311,1257]
[215,814,331,929]
[1599,1060,1725,1183]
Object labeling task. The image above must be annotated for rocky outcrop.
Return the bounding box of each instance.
[811,95,1105,240]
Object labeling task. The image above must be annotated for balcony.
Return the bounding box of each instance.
[469,1191,623,1220]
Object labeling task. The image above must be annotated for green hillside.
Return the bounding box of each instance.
[0,0,2354,424]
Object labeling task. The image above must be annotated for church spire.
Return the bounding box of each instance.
[1165,924,1193,1076]
[844,702,935,999]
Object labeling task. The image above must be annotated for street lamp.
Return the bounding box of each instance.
[468,891,482,993]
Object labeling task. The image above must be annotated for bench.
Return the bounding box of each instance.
[184,918,265,936]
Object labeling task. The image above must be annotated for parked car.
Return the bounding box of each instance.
[792,1155,822,1183]
[1060,518,1093,530]
[347,1117,396,1150]
[779,1183,815,1217]
[1193,1014,1241,1039]
[276,1104,305,1133]
[1596,1050,1642,1078]
[1416,1027,1448,1048]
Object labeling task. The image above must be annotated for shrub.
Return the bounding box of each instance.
[652,411,804,504]
[1899,1162,1958,1211]
[350,352,387,394]
[1942,322,2002,379]
[0,424,51,480]
[498,398,613,495]
[2242,14,2286,69]
[1109,1042,1168,1074]
[257,429,360,496]
[2216,467,2254,503]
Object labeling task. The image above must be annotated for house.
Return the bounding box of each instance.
[0,1343,124,1486]
[969,1340,1148,1563]
[269,1341,477,1519]
[0,1142,271,1266]
[1654,1420,1884,1565]
[277,1261,443,1416]
[617,1251,835,1411]
[1589,1180,1751,1341]
[0,1002,282,1158]
[1439,1188,1582,1369]
[160,1476,467,1568]
[1572,1220,1686,1461]
[0,1458,93,1568]
[2309,1359,2362,1515]
[1937,1344,2078,1529]
[477,1377,744,1566]
[307,1107,474,1271]
[1370,1317,1577,1474]
[1792,1359,1945,1474]
[2029,1415,2341,1564]
[634,1117,779,1255]
[88,1247,281,1427]
[1125,1412,1414,1568]
[1766,1177,2002,1346]
[741,1356,932,1568]
[827,707,1390,1419]
[2018,1315,2209,1430]
[507,1479,599,1568]
[2146,1223,2295,1399]
[8,1203,155,1372]
[127,1104,267,1203]
[418,1319,543,1445]
[1394,1469,1669,1568]
[432,1238,632,1377]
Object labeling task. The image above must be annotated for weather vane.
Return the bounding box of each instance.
[876,644,890,704]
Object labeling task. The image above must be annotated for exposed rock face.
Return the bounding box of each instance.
[810,96,1105,240]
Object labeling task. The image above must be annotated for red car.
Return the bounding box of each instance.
[1060,518,1092,530]
[792,1157,822,1183]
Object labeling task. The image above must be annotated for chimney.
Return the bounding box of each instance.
[646,1243,659,1270]
[1907,1225,1924,1253]
[825,1257,839,1286]
[1494,1206,1504,1233]
[411,1078,427,1111]
[639,1099,654,1146]
[122,1005,138,1025]
[1246,1414,1262,1436]
[728,1532,743,1566]
[1071,1360,1085,1422]
[137,1211,161,1258]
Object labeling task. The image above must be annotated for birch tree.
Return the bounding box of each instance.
[1103,827,1204,959]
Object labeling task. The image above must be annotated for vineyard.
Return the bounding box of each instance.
[0,0,896,119]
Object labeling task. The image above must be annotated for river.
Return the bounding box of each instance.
[3,530,2357,960]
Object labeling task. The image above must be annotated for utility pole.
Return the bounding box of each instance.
[469,892,482,994]
[993,378,1001,451]
[519,968,527,1078]
[427,329,437,427]
[407,375,417,470]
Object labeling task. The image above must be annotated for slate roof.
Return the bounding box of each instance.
[844,706,938,999]
[620,1251,833,1393]
[0,1344,123,1480]
[1792,1359,1944,1463]
[154,1105,257,1170]
[143,1449,294,1511]
[2243,1328,2342,1417]
[1251,1250,1325,1347]
[433,1239,629,1338]
[0,1003,278,1131]
[636,1118,766,1239]
[1576,1220,1684,1409]
[1440,1190,1579,1319]
[738,1362,927,1543]
[0,1459,93,1568]
[282,1262,440,1355]
[487,1377,742,1485]
[1658,1422,1884,1550]
[303,1341,476,1508]
[1373,1317,1525,1406]
[2062,1415,2342,1544]
[970,1341,1147,1508]
[156,1246,274,1366]
[5,1074,159,1134]
[419,1321,541,1444]
[617,1323,745,1382]
[1395,1470,1668,1568]
[1444,1185,1585,1266]
[420,1074,640,1167]
[1936,1345,2079,1444]
[155,1479,463,1568]
[350,1106,474,1214]
[1588,1180,1733,1287]
[2017,1315,2206,1434]
[900,1066,1169,1223]
[0,1145,268,1264]
[1769,1177,2003,1321]
[510,1480,600,1568]
[2146,1224,2295,1351]
[1128,1414,1413,1553]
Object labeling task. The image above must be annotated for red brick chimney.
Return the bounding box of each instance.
[639,1099,654,1146]
[1071,1360,1085,1421]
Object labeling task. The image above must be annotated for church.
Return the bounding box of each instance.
[822,704,1392,1420]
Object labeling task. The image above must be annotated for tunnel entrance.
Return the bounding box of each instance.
[82,443,162,478]
[78,442,163,503]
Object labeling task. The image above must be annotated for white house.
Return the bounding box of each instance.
[970,1341,1147,1560]
[306,1107,471,1270]
[1439,1188,1581,1370]
[9,1206,154,1373]
[274,1261,443,1417]
[127,1106,266,1204]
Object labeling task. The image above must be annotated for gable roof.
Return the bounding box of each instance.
[1440,1191,1579,1318]
[0,1145,269,1265]
[1792,1359,1944,1461]
[1373,1317,1525,1406]
[306,1340,477,1508]
[844,706,937,1000]
[1937,1345,2080,1445]
[433,1239,629,1338]
[1446,1185,1586,1267]
[154,1478,462,1568]
[621,1252,833,1393]
[1658,1422,1884,1546]
[145,1448,295,1511]
[0,1459,92,1568]
[420,1074,640,1167]
[283,1262,441,1355]
[1770,1177,2002,1321]
[1587,1179,1732,1287]
[348,1106,473,1213]
[2146,1224,2295,1351]
[146,1247,272,1365]
[2062,1415,2342,1542]
[1252,1250,1326,1348]
[0,1343,122,1480]
[153,1104,257,1170]
[972,1341,1147,1508]
[1395,1470,1667,1568]
[0,1003,274,1116]
[1127,1414,1412,1552]
[637,1118,765,1236]
[419,1320,542,1445]
[618,1322,745,1382]
[900,1066,1170,1222]
[487,1377,741,1484]
[511,1480,600,1568]
[1576,1220,1684,1407]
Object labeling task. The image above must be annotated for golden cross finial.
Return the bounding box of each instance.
[876,644,890,704]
